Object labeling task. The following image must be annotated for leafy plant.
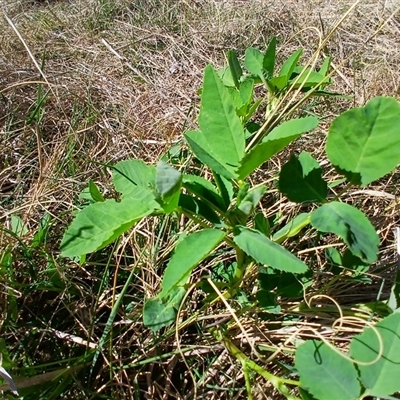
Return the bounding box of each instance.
[296,312,400,399]
[60,39,400,398]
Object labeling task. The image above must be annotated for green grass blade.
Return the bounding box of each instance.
[90,261,141,376]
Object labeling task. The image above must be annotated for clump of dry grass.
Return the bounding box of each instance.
[1,0,400,398]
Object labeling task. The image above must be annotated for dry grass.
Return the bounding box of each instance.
[1,0,400,398]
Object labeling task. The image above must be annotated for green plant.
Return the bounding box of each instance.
[60,40,400,399]
[296,312,400,400]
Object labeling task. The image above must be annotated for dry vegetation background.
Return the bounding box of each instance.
[1,0,400,399]
[1,0,399,217]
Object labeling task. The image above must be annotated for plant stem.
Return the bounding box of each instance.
[331,181,353,202]
[243,363,254,400]
[233,247,247,284]
[211,329,301,399]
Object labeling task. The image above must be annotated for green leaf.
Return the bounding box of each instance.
[60,187,158,257]
[217,65,235,87]
[156,161,182,213]
[388,268,400,312]
[112,160,156,197]
[237,185,267,217]
[279,49,302,80]
[160,142,183,163]
[156,161,181,197]
[210,261,236,284]
[0,339,14,369]
[254,213,270,236]
[350,313,400,397]
[237,116,318,179]
[159,229,225,298]
[229,79,255,116]
[79,186,97,204]
[326,97,400,186]
[318,56,331,77]
[214,173,234,209]
[228,87,244,112]
[199,65,246,161]
[268,75,287,90]
[299,388,318,400]
[296,340,361,400]
[269,49,302,89]
[318,57,331,89]
[326,247,343,266]
[182,174,227,211]
[185,131,237,179]
[88,180,105,202]
[289,67,328,89]
[258,266,313,298]
[311,202,379,263]
[11,215,28,237]
[239,79,254,106]
[227,50,242,89]
[179,194,221,225]
[325,248,370,280]
[256,290,281,313]
[243,98,262,125]
[142,298,175,332]
[236,182,250,205]
[279,152,328,203]
[143,287,186,332]
[263,37,276,77]
[273,213,311,244]
[244,47,265,82]
[275,270,313,298]
[342,249,369,274]
[186,65,245,178]
[233,226,308,273]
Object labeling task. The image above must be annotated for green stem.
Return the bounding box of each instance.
[212,329,301,399]
[331,181,353,202]
[233,247,247,284]
[222,247,250,299]
[243,363,254,400]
